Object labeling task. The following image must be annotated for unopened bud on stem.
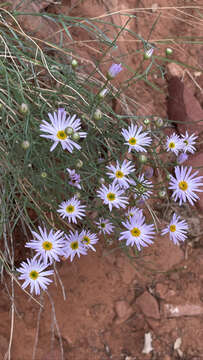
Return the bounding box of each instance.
[21,140,30,149]
[76,159,83,168]
[71,59,78,68]
[94,109,102,121]
[98,88,108,99]
[41,171,47,178]
[158,189,166,198]
[65,127,74,136]
[71,132,80,141]
[19,103,29,114]
[143,118,150,125]
[139,154,148,163]
[166,48,173,56]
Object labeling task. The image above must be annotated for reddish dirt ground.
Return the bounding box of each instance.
[1,237,203,360]
[1,1,203,359]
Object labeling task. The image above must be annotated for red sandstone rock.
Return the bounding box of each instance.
[162,303,203,318]
[167,76,203,135]
[155,283,176,300]
[167,63,184,79]
[41,349,62,360]
[11,0,60,42]
[115,300,134,324]
[87,330,104,349]
[12,0,54,11]
[163,356,172,360]
[143,233,184,272]
[0,334,8,359]
[146,318,160,331]
[116,256,140,285]
[136,291,160,319]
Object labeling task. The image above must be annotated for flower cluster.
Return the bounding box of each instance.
[17,68,203,296]
[97,160,154,211]
[95,123,156,250]
[17,226,99,295]
[163,128,203,243]
[96,128,154,211]
[166,131,197,157]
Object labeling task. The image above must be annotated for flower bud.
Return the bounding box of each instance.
[145,167,154,179]
[75,191,81,199]
[93,109,102,121]
[166,48,173,56]
[158,189,166,198]
[139,154,148,163]
[166,173,171,181]
[71,59,78,68]
[98,88,108,99]
[155,117,164,127]
[71,132,80,141]
[99,177,105,184]
[137,199,145,206]
[65,127,74,136]
[177,153,188,165]
[76,159,83,168]
[143,118,150,125]
[106,238,113,245]
[107,63,123,80]
[21,140,30,149]
[143,48,154,60]
[41,171,47,178]
[19,103,29,114]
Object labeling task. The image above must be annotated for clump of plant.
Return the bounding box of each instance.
[0,6,202,300]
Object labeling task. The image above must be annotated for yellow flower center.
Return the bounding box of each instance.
[184,140,188,145]
[29,270,39,280]
[107,192,116,201]
[101,223,106,228]
[169,142,175,149]
[71,241,79,250]
[129,137,136,145]
[82,236,90,245]
[57,130,67,140]
[170,224,176,232]
[178,181,188,191]
[42,241,53,251]
[130,227,141,237]
[115,170,124,179]
[66,205,75,213]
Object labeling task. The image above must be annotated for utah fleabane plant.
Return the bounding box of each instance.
[1,6,202,305]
